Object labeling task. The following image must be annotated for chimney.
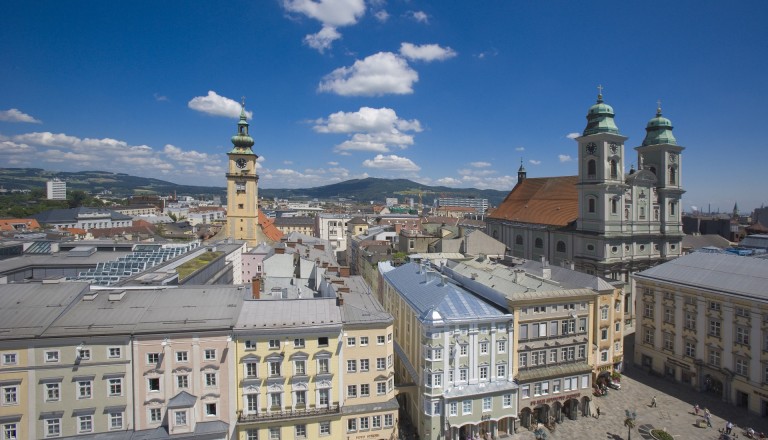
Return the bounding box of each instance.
[251,277,261,299]
[513,268,526,284]
[395,223,402,234]
[339,266,350,277]
[275,247,285,254]
[337,294,344,306]
[314,244,325,251]
[542,259,551,280]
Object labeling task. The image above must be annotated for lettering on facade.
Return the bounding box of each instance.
[529,392,581,406]
[355,434,382,440]
[666,357,690,370]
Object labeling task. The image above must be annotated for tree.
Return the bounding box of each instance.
[68,190,88,208]
[624,409,637,440]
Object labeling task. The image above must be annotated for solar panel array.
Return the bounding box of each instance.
[75,242,200,285]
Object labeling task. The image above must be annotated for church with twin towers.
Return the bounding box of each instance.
[486,89,685,326]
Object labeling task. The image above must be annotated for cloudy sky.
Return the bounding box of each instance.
[2,1,767,212]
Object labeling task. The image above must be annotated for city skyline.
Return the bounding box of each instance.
[2,1,767,212]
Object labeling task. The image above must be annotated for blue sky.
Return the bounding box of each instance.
[1,1,767,212]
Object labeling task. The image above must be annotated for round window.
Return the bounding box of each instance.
[624,245,630,251]
[639,245,645,251]
[587,244,595,251]
[611,246,618,253]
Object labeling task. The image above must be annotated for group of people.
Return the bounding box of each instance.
[693,404,713,427]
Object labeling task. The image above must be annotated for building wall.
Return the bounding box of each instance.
[635,278,768,416]
[0,345,29,440]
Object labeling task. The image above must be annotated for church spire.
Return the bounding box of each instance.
[517,158,527,185]
[583,86,620,136]
[230,98,255,152]
[642,101,676,146]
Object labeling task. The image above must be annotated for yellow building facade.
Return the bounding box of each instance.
[0,346,28,440]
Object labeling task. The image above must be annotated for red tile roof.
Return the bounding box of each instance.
[488,176,579,227]
[0,218,40,231]
[258,209,284,243]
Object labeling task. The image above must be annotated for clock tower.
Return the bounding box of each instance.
[225,100,260,246]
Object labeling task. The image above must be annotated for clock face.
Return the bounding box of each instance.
[235,158,247,169]
[668,153,677,163]
[610,143,619,154]
[586,142,597,155]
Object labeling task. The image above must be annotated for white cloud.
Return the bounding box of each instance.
[283,0,365,52]
[458,168,496,177]
[313,107,422,154]
[0,109,42,123]
[304,26,341,53]
[327,161,339,166]
[408,10,428,23]
[529,159,542,165]
[283,160,294,165]
[470,161,491,168]
[399,43,456,62]
[163,144,211,164]
[188,91,252,119]
[475,48,499,59]
[153,93,168,102]
[566,132,580,140]
[436,177,462,186]
[558,154,572,162]
[259,164,359,188]
[362,154,420,171]
[374,10,389,22]
[318,52,418,96]
[515,146,525,151]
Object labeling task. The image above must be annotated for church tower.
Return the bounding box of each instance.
[225,101,260,246]
[575,88,628,235]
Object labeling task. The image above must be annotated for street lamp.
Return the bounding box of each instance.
[624,409,637,440]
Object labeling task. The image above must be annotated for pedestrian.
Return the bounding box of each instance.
[706,413,712,428]
[651,396,657,407]
[726,421,734,435]
[694,404,700,415]
[597,407,601,419]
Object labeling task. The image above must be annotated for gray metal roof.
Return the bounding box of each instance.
[32,207,133,223]
[339,277,393,327]
[381,262,508,324]
[167,391,197,408]
[0,282,90,340]
[517,260,615,291]
[634,252,768,301]
[42,286,244,337]
[236,298,342,332]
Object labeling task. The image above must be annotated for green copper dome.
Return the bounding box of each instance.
[230,104,255,150]
[642,106,676,146]
[583,93,620,136]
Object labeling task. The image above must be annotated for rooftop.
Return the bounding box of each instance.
[236,297,342,332]
[488,176,578,227]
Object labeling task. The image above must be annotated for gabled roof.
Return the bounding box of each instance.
[488,176,578,227]
[258,209,284,243]
[167,391,197,409]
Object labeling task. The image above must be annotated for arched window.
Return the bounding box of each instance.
[611,198,618,214]
[610,160,618,179]
[669,166,676,184]
[556,241,566,253]
[649,166,657,176]
[587,160,596,178]
[492,230,498,239]
[515,235,523,245]
[534,238,543,249]
[588,198,596,213]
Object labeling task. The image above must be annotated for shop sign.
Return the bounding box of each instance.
[529,392,581,406]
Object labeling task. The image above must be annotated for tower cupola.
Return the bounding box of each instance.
[517,158,527,185]
[583,87,620,136]
[230,101,255,152]
[642,103,676,146]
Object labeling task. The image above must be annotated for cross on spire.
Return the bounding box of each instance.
[656,99,662,115]
[597,84,603,95]
[241,96,246,107]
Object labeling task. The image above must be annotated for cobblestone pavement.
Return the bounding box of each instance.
[510,365,768,440]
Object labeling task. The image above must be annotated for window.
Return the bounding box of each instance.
[615,321,621,332]
[347,385,357,398]
[269,427,281,440]
[108,378,122,396]
[148,377,160,392]
[497,364,506,378]
[360,384,370,397]
[147,353,160,364]
[109,412,123,430]
[497,340,507,353]
[519,353,527,368]
[482,396,492,411]
[387,354,393,367]
[347,337,356,346]
[556,240,566,253]
[177,375,189,389]
[347,419,357,432]
[431,348,442,360]
[611,198,618,214]
[78,380,92,399]
[205,402,217,416]
[460,345,468,356]
[377,335,385,344]
[685,312,696,330]
[377,382,386,395]
[588,197,596,213]
[175,411,188,426]
[45,351,59,362]
[521,385,530,398]
[644,302,654,318]
[709,301,721,312]
[601,328,608,340]
[684,341,696,358]
[78,415,93,433]
[449,402,458,416]
[360,417,370,430]
[46,383,60,401]
[376,357,386,370]
[553,379,561,393]
[643,328,654,345]
[269,392,282,409]
[205,372,217,386]
[318,337,329,347]
[268,339,281,349]
[534,238,543,248]
[245,362,258,377]
[462,400,472,415]
[579,318,587,332]
[578,345,586,359]
[601,307,609,320]
[1,353,17,365]
[3,423,18,440]
[318,358,329,374]
[319,389,329,406]
[295,424,307,439]
[736,326,750,345]
[204,349,216,360]
[587,159,596,176]
[78,348,91,360]
[150,408,162,423]
[46,418,61,437]
[384,414,394,427]
[610,159,618,178]
[515,235,523,245]
[1,386,17,405]
[244,340,256,350]
[347,360,357,373]
[176,351,188,362]
[664,307,674,324]
[534,382,542,396]
[269,361,281,377]
[550,349,558,363]
[708,349,721,367]
[246,394,258,413]
[600,350,608,362]
[736,358,749,376]
[320,421,331,436]
[480,342,488,354]
[709,320,721,337]
[295,390,307,405]
[360,337,368,346]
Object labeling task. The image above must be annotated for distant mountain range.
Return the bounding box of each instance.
[0,168,510,206]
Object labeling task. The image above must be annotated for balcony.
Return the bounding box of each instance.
[237,405,340,423]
